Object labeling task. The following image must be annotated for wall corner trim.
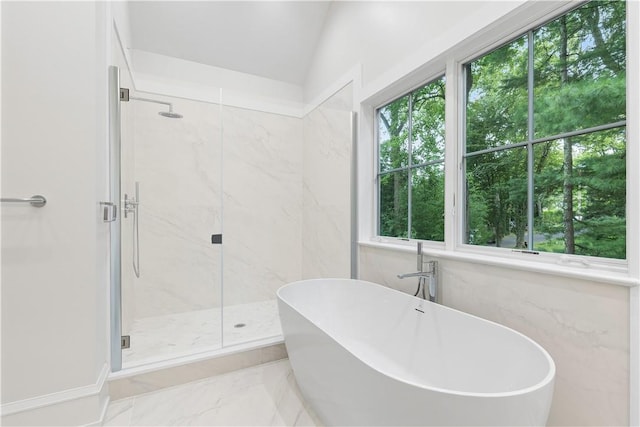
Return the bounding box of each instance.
[631,286,640,426]
[303,63,362,117]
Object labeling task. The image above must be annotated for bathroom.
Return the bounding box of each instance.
[0,1,638,426]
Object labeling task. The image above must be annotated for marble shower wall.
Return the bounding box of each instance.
[131,97,223,318]
[127,87,353,320]
[359,244,630,426]
[302,84,353,279]
[221,105,303,306]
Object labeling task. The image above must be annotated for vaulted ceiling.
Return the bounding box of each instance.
[127,1,332,85]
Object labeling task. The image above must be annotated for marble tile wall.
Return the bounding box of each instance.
[221,106,303,306]
[124,85,353,339]
[302,84,353,279]
[129,97,303,318]
[131,97,223,318]
[359,244,630,426]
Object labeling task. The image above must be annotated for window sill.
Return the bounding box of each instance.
[359,239,639,288]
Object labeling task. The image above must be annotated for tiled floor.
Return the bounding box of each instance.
[103,359,323,426]
[123,300,282,367]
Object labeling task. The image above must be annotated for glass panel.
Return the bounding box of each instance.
[220,88,305,346]
[120,93,223,367]
[534,1,626,138]
[465,35,529,153]
[378,97,409,172]
[465,147,528,248]
[411,77,446,165]
[533,127,626,259]
[379,170,409,238]
[411,163,444,241]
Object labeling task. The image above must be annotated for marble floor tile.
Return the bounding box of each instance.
[123,300,282,367]
[103,359,323,427]
[102,398,134,426]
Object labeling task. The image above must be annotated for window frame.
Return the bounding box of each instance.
[375,75,447,244]
[457,1,628,271]
[364,0,637,280]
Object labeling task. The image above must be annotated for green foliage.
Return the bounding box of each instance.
[411,165,445,241]
[378,76,445,241]
[575,216,626,259]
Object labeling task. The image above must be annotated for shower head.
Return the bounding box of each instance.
[129,95,183,119]
[158,111,183,119]
[158,103,183,119]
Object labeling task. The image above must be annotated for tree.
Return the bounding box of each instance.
[378,77,445,240]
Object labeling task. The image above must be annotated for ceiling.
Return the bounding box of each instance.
[127,1,332,86]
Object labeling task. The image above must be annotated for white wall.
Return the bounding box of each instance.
[131,50,305,117]
[304,1,525,103]
[1,1,109,425]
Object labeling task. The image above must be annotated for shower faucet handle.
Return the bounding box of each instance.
[123,193,138,218]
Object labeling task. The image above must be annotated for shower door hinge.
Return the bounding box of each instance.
[120,88,130,102]
[100,201,117,222]
[121,335,130,349]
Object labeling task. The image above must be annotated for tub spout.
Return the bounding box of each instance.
[397,271,428,279]
[397,263,437,302]
[398,244,438,302]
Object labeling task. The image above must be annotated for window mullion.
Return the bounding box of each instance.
[407,93,413,238]
[527,30,535,250]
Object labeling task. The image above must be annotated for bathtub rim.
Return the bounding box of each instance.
[277,277,556,399]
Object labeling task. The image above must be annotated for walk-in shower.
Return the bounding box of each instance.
[108,30,355,372]
[109,64,284,371]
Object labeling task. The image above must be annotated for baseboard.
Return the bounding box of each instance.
[1,363,110,426]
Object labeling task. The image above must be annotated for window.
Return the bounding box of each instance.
[377,76,446,241]
[464,0,626,259]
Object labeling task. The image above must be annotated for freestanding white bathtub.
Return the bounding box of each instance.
[277,278,555,426]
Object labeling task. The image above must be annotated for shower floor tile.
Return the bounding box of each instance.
[103,359,323,427]
[122,300,282,367]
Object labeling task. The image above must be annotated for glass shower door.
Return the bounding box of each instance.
[117,84,224,368]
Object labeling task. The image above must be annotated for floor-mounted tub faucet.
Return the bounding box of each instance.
[397,242,438,302]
